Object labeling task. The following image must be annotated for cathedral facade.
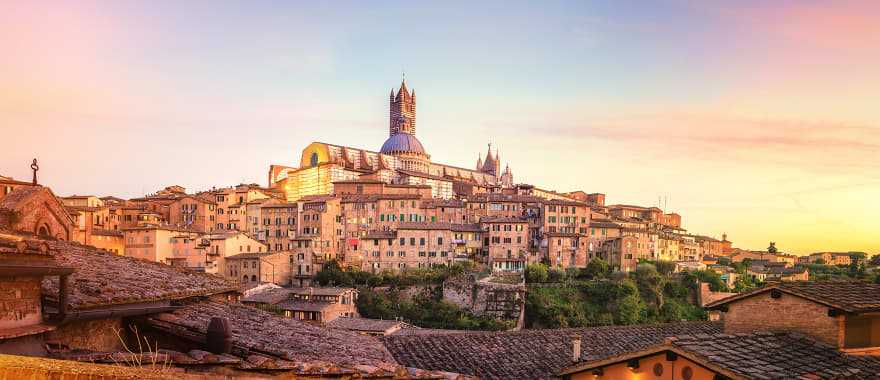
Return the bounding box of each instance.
[269,81,515,201]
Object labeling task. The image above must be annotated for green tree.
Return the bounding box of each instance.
[683,270,727,292]
[525,263,549,283]
[654,261,676,276]
[315,260,352,286]
[767,242,778,254]
[632,264,665,311]
[584,258,610,279]
[869,254,880,266]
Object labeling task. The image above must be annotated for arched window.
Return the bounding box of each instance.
[37,225,50,237]
[310,152,319,167]
[251,275,257,282]
[242,275,248,282]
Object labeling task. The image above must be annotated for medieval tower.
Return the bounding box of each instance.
[389,81,416,136]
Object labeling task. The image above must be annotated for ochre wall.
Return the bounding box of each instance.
[570,353,717,380]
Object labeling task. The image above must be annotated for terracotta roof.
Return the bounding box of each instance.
[242,286,353,305]
[451,224,483,233]
[63,205,104,212]
[299,195,339,203]
[420,199,465,209]
[480,217,527,224]
[670,332,880,379]
[0,186,43,211]
[544,232,584,237]
[276,299,335,312]
[382,321,721,379]
[397,169,450,182]
[333,179,386,184]
[389,328,475,336]
[341,194,423,203]
[90,228,123,237]
[0,176,34,186]
[397,222,476,231]
[225,252,273,260]
[363,231,397,239]
[121,225,198,233]
[589,220,621,229]
[32,237,235,310]
[543,199,588,207]
[144,301,397,367]
[49,347,467,379]
[706,281,880,313]
[561,332,880,379]
[241,287,293,305]
[327,317,413,334]
[465,194,543,203]
[290,287,354,296]
[260,201,298,209]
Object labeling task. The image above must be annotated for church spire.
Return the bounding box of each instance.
[389,79,416,136]
[397,80,409,100]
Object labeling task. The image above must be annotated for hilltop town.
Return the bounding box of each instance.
[1,83,879,379]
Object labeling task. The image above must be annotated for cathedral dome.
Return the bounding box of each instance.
[380,133,427,155]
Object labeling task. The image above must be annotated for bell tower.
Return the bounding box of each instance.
[389,80,416,136]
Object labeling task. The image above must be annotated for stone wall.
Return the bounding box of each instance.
[443,274,525,322]
[0,275,42,330]
[722,291,843,347]
[46,318,126,352]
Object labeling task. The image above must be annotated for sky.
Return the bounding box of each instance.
[1,0,878,255]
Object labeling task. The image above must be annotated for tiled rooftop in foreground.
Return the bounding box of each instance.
[382,321,722,379]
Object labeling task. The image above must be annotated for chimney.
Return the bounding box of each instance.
[206,317,232,354]
[571,335,582,363]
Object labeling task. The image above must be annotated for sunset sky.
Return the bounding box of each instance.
[1,1,878,255]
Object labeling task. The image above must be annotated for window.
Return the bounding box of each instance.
[845,315,880,348]
[419,238,425,246]
[399,237,405,246]
[437,237,443,245]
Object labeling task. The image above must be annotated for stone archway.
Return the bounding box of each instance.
[37,224,51,238]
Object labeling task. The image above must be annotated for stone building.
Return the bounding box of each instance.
[269,81,515,201]
[196,231,267,276]
[354,222,466,272]
[168,194,217,233]
[482,217,530,272]
[598,235,639,272]
[255,199,298,252]
[225,251,291,285]
[241,286,359,324]
[0,185,73,241]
